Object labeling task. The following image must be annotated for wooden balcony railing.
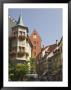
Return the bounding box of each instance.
[18,35,26,41]
[17,51,25,57]
[17,51,29,58]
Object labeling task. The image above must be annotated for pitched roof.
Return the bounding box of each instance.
[46,44,57,54]
[17,15,24,27]
[36,44,57,59]
[42,44,57,52]
[12,15,29,33]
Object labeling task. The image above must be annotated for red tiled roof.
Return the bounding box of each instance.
[47,44,57,54]
[36,44,57,59]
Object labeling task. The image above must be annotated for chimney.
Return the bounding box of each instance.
[43,45,44,48]
[56,40,58,45]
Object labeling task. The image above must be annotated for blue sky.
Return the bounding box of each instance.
[9,8,62,47]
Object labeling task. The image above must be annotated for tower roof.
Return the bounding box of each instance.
[17,15,24,26]
[30,29,41,40]
[12,15,29,33]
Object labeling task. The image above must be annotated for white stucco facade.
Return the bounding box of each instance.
[9,15,33,74]
[41,47,49,57]
[10,16,32,63]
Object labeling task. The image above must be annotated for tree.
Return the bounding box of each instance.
[16,63,28,80]
[9,62,17,81]
[30,58,36,74]
[9,62,29,81]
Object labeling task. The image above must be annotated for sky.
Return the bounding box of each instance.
[9,8,62,47]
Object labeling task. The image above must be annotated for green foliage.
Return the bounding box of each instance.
[30,58,36,74]
[53,54,61,71]
[9,62,17,81]
[9,62,29,81]
[49,54,62,74]
[16,63,28,80]
[30,58,35,64]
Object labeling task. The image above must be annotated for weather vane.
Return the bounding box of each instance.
[21,8,22,16]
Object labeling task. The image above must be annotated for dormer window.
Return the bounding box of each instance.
[45,51,49,55]
[45,51,48,54]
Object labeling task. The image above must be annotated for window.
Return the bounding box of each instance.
[19,31,25,36]
[34,33,36,35]
[19,31,22,35]
[12,30,17,36]
[13,32,16,35]
[33,35,37,39]
[34,52,36,56]
[19,46,21,51]
[12,47,16,51]
[22,47,25,51]
[34,46,36,49]
[33,41,36,44]
[19,46,25,52]
[23,32,25,35]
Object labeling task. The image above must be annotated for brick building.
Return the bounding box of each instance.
[29,30,41,58]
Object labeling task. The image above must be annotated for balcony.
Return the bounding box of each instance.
[18,35,26,41]
[17,51,29,57]
[9,50,16,57]
[17,51,25,57]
